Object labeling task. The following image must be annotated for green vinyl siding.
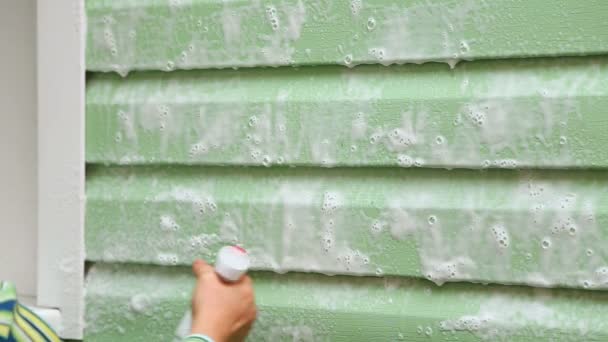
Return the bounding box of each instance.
[86,0,608,73]
[86,57,608,168]
[86,165,608,290]
[86,264,608,342]
[84,0,608,340]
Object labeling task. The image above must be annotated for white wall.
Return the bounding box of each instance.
[0,0,37,297]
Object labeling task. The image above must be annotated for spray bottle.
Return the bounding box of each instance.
[174,246,250,340]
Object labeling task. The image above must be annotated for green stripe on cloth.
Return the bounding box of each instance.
[0,282,16,303]
[0,311,13,325]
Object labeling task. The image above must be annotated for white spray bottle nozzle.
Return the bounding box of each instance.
[214,245,250,282]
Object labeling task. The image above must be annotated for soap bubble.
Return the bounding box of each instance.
[248,115,258,127]
[350,0,362,15]
[435,135,445,145]
[397,154,413,167]
[366,17,376,31]
[343,54,353,66]
[459,41,470,53]
[250,149,261,159]
[428,215,437,225]
[541,238,551,249]
[369,134,380,144]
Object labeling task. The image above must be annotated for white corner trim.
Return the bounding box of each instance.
[37,0,86,339]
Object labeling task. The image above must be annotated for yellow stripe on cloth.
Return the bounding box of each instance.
[0,323,10,338]
[17,305,61,342]
[13,311,42,341]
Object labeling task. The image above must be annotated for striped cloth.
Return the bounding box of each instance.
[0,282,61,342]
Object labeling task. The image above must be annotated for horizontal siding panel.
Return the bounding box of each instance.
[86,0,608,73]
[86,166,608,289]
[86,57,608,169]
[85,264,608,341]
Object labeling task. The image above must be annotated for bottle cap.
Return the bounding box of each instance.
[214,246,250,282]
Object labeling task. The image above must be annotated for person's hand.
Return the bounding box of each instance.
[190,259,257,342]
